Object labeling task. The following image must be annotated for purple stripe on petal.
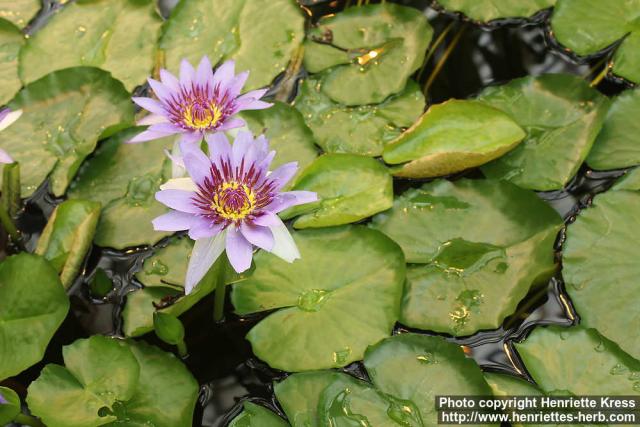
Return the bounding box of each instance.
[240,222,274,251]
[0,148,13,164]
[0,107,9,122]
[152,210,193,231]
[132,97,167,116]
[155,189,200,213]
[188,217,223,239]
[225,226,253,273]
[268,162,298,189]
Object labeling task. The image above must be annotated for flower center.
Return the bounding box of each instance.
[211,181,256,221]
[182,99,222,130]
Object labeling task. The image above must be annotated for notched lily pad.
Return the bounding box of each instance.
[303,3,432,105]
[19,0,163,91]
[0,0,39,28]
[232,226,405,371]
[160,0,304,90]
[295,77,425,156]
[281,154,393,228]
[228,402,289,427]
[0,253,69,381]
[0,18,24,105]
[437,0,555,22]
[478,74,607,190]
[383,99,525,178]
[0,67,134,197]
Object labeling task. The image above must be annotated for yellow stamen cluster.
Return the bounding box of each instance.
[182,101,222,130]
[211,181,256,221]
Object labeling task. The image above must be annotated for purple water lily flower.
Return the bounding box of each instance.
[0,107,23,163]
[129,57,271,144]
[152,131,317,293]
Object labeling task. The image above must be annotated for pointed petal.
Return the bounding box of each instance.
[268,217,300,263]
[225,226,253,273]
[159,177,198,191]
[185,231,227,294]
[268,162,298,189]
[196,56,214,88]
[213,60,235,88]
[181,146,212,186]
[266,191,318,213]
[216,117,246,131]
[205,132,232,163]
[188,217,223,239]
[252,211,280,227]
[155,189,199,213]
[137,113,169,126]
[226,71,249,97]
[179,58,196,87]
[127,126,181,143]
[240,222,274,251]
[132,97,167,116]
[152,211,193,231]
[148,78,174,103]
[231,131,253,167]
[160,68,180,92]
[0,148,13,164]
[0,108,22,132]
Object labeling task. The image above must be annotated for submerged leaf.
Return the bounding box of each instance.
[0,19,23,105]
[437,0,555,22]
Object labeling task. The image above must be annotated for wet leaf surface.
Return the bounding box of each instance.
[0,18,23,105]
[436,0,555,22]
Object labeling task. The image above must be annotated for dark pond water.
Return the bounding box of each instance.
[2,0,633,426]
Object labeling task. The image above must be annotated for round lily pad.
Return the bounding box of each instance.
[27,336,199,427]
[303,3,432,105]
[0,253,69,381]
[0,67,134,197]
[562,190,640,361]
[364,334,493,426]
[19,0,162,92]
[160,0,304,90]
[515,326,640,395]
[382,99,526,178]
[0,0,39,27]
[551,0,640,83]
[231,226,405,371]
[228,402,289,427]
[437,0,555,22]
[587,89,640,170]
[478,73,607,191]
[294,77,425,156]
[281,154,394,229]
[0,18,23,105]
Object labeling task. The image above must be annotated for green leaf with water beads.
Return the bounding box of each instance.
[281,154,393,228]
[27,336,199,427]
[68,128,173,249]
[0,253,69,381]
[0,386,20,425]
[563,190,640,361]
[36,199,101,289]
[303,3,432,106]
[382,99,526,178]
[364,334,493,426]
[0,0,39,28]
[160,0,304,91]
[551,0,640,83]
[587,89,640,170]
[0,67,133,197]
[436,0,555,22]
[0,19,23,105]
[239,101,318,181]
[477,73,607,191]
[232,226,405,371]
[19,0,162,92]
[294,77,425,156]
[229,402,290,427]
[516,326,640,394]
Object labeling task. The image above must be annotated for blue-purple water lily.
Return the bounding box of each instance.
[153,131,317,293]
[129,57,271,144]
[0,107,23,164]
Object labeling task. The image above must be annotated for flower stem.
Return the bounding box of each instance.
[14,413,46,427]
[176,340,188,358]
[590,61,611,87]
[2,162,21,217]
[0,204,23,250]
[423,23,468,95]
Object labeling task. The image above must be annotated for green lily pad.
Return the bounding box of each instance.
[383,99,526,178]
[294,77,425,156]
[0,386,20,425]
[478,74,607,190]
[229,402,289,427]
[587,89,640,170]
[0,19,23,105]
[19,0,162,91]
[515,326,640,395]
[562,190,640,361]
[27,336,199,427]
[364,333,493,426]
[613,167,640,191]
[303,3,432,106]
[0,67,134,197]
[437,0,555,22]
[551,0,640,83]
[281,154,393,228]
[68,128,173,249]
[0,0,39,27]
[0,253,69,381]
[239,101,318,179]
[232,226,405,371]
[160,0,304,91]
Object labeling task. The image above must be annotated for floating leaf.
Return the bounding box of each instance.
[587,89,640,170]
[0,0,39,27]
[563,190,640,360]
[383,99,525,178]
[613,167,640,191]
[0,19,23,105]
[36,199,101,289]
[68,128,173,249]
[27,336,198,427]
[364,334,492,426]
[0,386,20,425]
[551,0,640,83]
[229,402,289,427]
[437,0,555,22]
[232,226,405,371]
[294,77,424,156]
[484,373,548,427]
[0,67,134,197]
[478,74,607,190]
[19,0,162,91]
[0,253,69,380]
[160,0,304,90]
[281,154,393,228]
[515,326,640,395]
[303,3,432,105]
